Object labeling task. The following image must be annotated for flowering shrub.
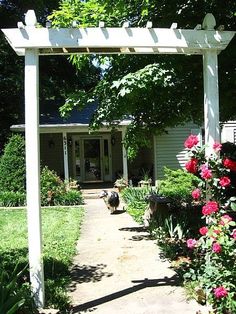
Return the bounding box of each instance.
[183,135,236,314]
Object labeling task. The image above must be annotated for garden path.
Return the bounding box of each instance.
[68,195,208,314]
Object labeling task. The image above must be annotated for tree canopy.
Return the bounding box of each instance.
[49,0,236,157]
[0,0,101,152]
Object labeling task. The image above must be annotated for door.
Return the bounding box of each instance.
[73,136,112,182]
[83,138,102,182]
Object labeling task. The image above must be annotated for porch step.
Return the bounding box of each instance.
[81,187,117,199]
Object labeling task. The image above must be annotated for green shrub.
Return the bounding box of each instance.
[54,189,83,206]
[0,134,26,193]
[40,166,65,206]
[41,166,83,206]
[121,187,154,223]
[158,167,200,205]
[0,191,26,207]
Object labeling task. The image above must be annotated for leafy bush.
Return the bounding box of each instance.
[54,189,83,206]
[121,187,154,223]
[40,166,65,206]
[0,134,26,193]
[41,166,83,206]
[158,167,200,205]
[0,191,26,207]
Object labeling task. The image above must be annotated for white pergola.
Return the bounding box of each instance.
[1,10,235,308]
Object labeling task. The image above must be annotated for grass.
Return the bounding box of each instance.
[0,206,84,312]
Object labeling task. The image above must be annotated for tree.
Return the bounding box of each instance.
[0,134,26,192]
[49,0,236,157]
[0,0,101,153]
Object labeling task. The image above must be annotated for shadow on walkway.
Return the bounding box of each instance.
[71,274,180,313]
[69,263,113,291]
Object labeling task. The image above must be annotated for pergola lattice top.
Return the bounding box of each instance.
[2,11,235,56]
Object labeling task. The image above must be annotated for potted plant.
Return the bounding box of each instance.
[114,177,128,192]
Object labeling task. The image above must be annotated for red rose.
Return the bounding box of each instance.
[213,286,228,299]
[232,229,236,239]
[187,238,197,249]
[220,214,233,225]
[184,135,199,149]
[202,201,219,216]
[219,176,231,187]
[200,164,212,180]
[223,158,236,172]
[192,188,201,200]
[185,158,198,173]
[213,142,222,152]
[199,226,208,236]
[212,242,222,253]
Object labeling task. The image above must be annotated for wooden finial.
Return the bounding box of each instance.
[25,10,37,27]
[202,13,216,30]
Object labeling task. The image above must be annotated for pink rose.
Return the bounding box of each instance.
[202,201,219,216]
[220,214,233,226]
[212,242,222,253]
[192,188,201,200]
[232,229,236,239]
[187,238,197,249]
[223,158,236,172]
[200,164,212,180]
[213,142,222,152]
[185,158,198,174]
[213,286,228,299]
[199,226,208,236]
[184,135,199,149]
[219,176,231,187]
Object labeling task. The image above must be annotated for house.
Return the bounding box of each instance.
[11,101,236,185]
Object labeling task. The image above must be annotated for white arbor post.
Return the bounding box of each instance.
[121,129,128,181]
[63,132,69,181]
[24,10,44,308]
[202,14,220,157]
[25,47,45,308]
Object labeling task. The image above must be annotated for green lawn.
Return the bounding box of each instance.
[0,206,84,311]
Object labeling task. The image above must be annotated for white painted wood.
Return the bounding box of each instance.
[25,48,45,308]
[121,129,128,181]
[2,27,235,56]
[25,10,37,27]
[63,132,69,181]
[203,50,220,156]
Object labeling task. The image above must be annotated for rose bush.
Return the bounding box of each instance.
[183,135,236,314]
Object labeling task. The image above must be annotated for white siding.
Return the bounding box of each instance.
[155,123,201,179]
[221,121,236,144]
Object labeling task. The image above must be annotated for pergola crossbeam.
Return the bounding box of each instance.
[2,27,234,56]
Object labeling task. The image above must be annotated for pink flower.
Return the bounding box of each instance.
[219,176,231,187]
[220,214,233,226]
[199,226,208,236]
[187,238,197,249]
[200,164,212,180]
[213,142,222,152]
[223,158,236,172]
[213,286,228,299]
[192,188,201,200]
[185,158,198,174]
[232,229,236,239]
[202,201,219,216]
[184,135,199,149]
[212,242,222,253]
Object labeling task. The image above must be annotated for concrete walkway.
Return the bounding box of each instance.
[68,197,207,314]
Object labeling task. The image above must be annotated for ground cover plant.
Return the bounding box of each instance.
[0,206,84,312]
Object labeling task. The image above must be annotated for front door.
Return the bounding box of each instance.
[73,136,112,182]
